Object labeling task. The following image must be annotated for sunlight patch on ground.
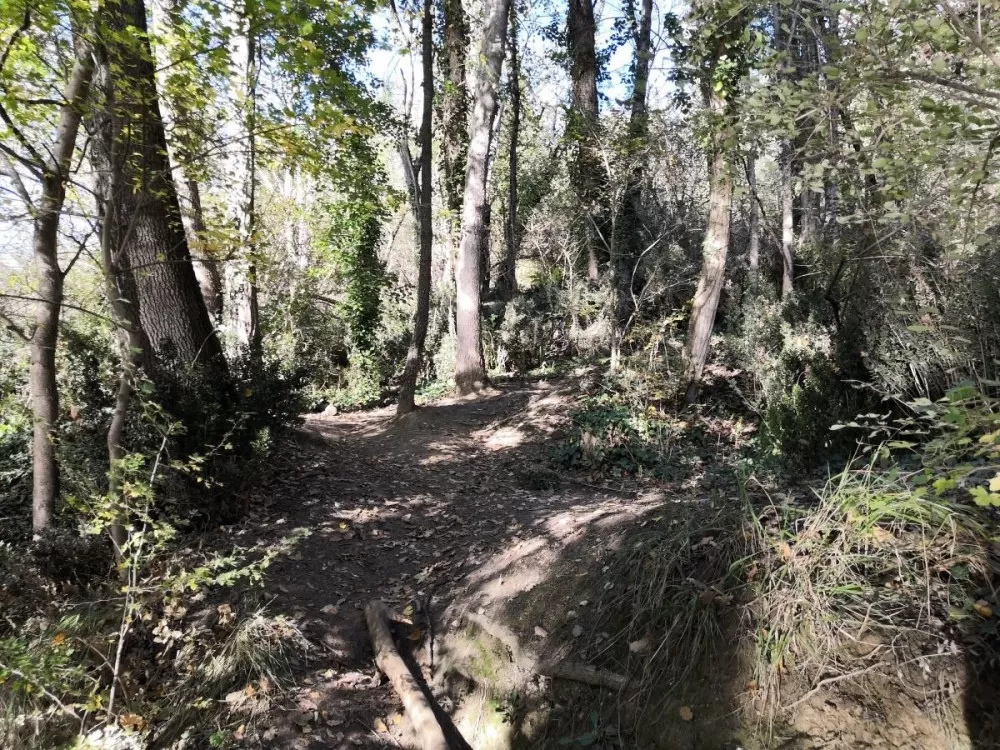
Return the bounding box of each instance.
[483,425,526,449]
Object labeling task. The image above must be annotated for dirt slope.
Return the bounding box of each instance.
[217,379,979,750]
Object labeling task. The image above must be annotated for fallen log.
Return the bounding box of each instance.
[365,600,450,750]
[466,612,629,691]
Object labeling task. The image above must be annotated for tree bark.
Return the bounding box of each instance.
[779,142,795,298]
[497,0,520,303]
[92,0,227,386]
[567,0,601,282]
[683,91,734,405]
[454,0,511,394]
[224,0,261,357]
[441,0,469,229]
[397,0,434,416]
[747,153,761,276]
[27,31,94,533]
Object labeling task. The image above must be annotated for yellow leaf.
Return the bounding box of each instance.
[375,717,389,733]
[679,705,694,721]
[50,632,66,647]
[990,475,1000,493]
[974,600,993,618]
[403,604,414,618]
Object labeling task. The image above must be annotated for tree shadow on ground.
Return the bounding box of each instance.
[207,379,1000,749]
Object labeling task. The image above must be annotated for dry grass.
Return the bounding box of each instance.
[150,609,311,748]
[590,457,995,744]
[745,461,990,731]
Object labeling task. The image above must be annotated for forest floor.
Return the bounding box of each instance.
[206,377,989,750]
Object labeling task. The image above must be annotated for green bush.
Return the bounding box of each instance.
[722,294,865,463]
[0,344,30,541]
[554,395,671,477]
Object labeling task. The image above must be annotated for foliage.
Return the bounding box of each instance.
[0,344,30,539]
[554,394,674,477]
[720,294,867,463]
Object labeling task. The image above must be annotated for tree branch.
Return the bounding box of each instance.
[0,309,30,341]
[0,293,119,327]
[0,7,30,77]
[0,150,35,212]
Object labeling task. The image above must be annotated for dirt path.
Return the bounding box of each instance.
[238,379,655,748]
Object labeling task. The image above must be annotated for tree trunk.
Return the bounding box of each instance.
[747,153,761,276]
[614,0,654,336]
[497,0,520,303]
[28,33,94,533]
[224,0,261,357]
[567,0,601,283]
[397,0,434,416]
[150,0,223,319]
[101,180,147,559]
[683,91,734,405]
[441,0,469,229]
[779,143,795,298]
[454,0,511,394]
[92,0,227,386]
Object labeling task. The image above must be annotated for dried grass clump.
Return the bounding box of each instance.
[747,463,989,726]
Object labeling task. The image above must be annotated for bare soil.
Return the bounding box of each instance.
[218,378,984,750]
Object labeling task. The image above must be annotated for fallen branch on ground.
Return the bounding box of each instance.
[466,612,629,691]
[365,600,451,750]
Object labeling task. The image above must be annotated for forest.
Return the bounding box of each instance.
[0,0,999,747]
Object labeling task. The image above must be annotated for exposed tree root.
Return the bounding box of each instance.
[466,612,630,691]
[365,600,451,750]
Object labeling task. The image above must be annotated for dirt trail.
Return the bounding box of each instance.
[241,379,654,748]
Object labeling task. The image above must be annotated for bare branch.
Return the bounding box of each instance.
[0,309,30,341]
[0,150,34,212]
[0,293,119,327]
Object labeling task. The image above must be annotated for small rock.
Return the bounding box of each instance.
[534,625,549,638]
[571,624,583,638]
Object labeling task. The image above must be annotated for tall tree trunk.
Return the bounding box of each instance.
[150,0,222,318]
[747,152,761,276]
[683,90,734,405]
[498,0,520,302]
[613,0,654,340]
[779,143,795,298]
[397,0,434,415]
[567,0,600,282]
[441,0,469,233]
[454,0,511,394]
[224,0,261,356]
[92,0,227,386]
[27,31,94,533]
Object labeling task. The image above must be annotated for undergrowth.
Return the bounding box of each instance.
[583,384,999,745]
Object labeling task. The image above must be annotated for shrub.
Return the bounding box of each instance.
[553,395,673,477]
[722,294,866,463]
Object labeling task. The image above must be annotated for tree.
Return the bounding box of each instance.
[615,0,656,329]
[453,0,511,394]
[0,9,95,532]
[223,0,261,357]
[440,0,469,233]
[149,0,223,318]
[567,0,601,282]
[681,0,751,404]
[496,0,520,302]
[397,0,434,415]
[91,0,228,390]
